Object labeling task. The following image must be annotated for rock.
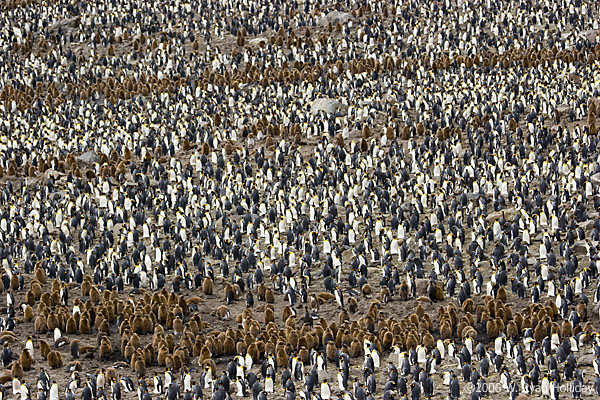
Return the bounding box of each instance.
[555,104,571,118]
[249,37,267,46]
[77,151,101,164]
[579,29,600,43]
[215,217,224,232]
[319,11,357,26]
[311,98,348,116]
[317,370,329,382]
[486,208,518,222]
[573,243,587,256]
[415,278,428,295]
[578,354,596,366]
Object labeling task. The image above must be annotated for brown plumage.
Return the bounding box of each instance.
[34,267,47,284]
[247,343,259,362]
[222,336,235,356]
[576,303,587,321]
[157,346,169,366]
[486,319,498,338]
[70,339,80,359]
[360,138,368,152]
[199,346,211,363]
[385,126,395,141]
[31,282,43,299]
[440,321,452,340]
[24,305,34,322]
[282,306,294,323]
[264,307,275,324]
[362,125,372,139]
[506,321,518,339]
[19,349,34,371]
[496,287,507,303]
[216,305,230,320]
[99,339,112,361]
[39,340,51,360]
[34,314,47,333]
[398,281,409,300]
[271,347,285,367]
[265,288,275,303]
[11,362,23,379]
[89,286,101,304]
[202,277,213,295]
[348,297,358,313]
[172,317,183,334]
[561,321,573,338]
[79,316,91,335]
[134,359,146,377]
[401,125,411,140]
[9,274,18,290]
[350,340,362,358]
[47,351,63,368]
[0,371,12,384]
[66,317,77,334]
[361,284,372,297]
[7,162,16,176]
[25,290,35,306]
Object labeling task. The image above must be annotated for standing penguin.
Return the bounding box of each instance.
[422,375,434,398]
[252,380,263,400]
[153,373,163,394]
[111,378,121,400]
[335,286,344,308]
[82,384,92,400]
[49,381,59,400]
[320,379,331,400]
[166,382,179,400]
[97,370,106,390]
[120,376,135,393]
[449,375,460,400]
[366,374,376,395]
[2,344,12,367]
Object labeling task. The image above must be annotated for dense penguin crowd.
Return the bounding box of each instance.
[0,0,600,399]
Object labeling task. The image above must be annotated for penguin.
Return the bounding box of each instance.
[320,379,331,400]
[97,370,107,390]
[166,382,179,400]
[70,340,80,359]
[82,384,92,400]
[264,376,273,393]
[366,374,376,395]
[111,379,121,400]
[449,375,460,400]
[25,337,34,359]
[2,344,12,367]
[235,378,247,397]
[121,376,135,393]
[49,381,59,400]
[334,286,344,308]
[153,373,163,394]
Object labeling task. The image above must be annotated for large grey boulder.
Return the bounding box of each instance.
[319,11,356,26]
[311,98,348,116]
[579,29,600,42]
[78,151,101,164]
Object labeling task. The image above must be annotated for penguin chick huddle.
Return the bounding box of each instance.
[1,0,600,399]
